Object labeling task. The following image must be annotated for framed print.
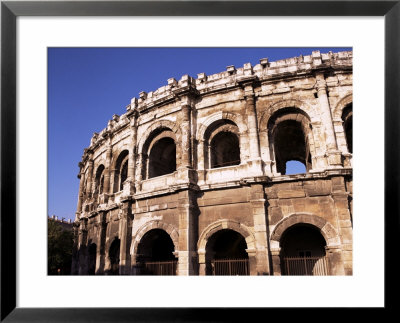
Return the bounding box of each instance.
[1,1,398,321]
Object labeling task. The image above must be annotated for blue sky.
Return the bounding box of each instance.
[48,47,351,221]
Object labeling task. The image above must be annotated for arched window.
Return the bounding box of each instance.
[342,103,352,154]
[210,132,240,168]
[95,165,105,194]
[268,108,312,175]
[120,160,128,191]
[148,136,176,178]
[205,120,241,169]
[113,150,129,192]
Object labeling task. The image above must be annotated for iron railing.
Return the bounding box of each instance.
[211,258,249,276]
[141,260,177,275]
[282,256,329,276]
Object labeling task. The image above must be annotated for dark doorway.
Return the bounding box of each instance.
[205,229,249,275]
[88,243,97,275]
[136,229,177,275]
[109,238,120,275]
[280,224,328,275]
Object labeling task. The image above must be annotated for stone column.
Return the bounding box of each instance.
[181,104,192,168]
[249,184,270,275]
[315,72,342,167]
[243,83,263,176]
[245,94,261,159]
[86,158,94,198]
[325,246,345,275]
[127,113,138,194]
[71,222,80,275]
[198,251,206,276]
[103,144,113,196]
[259,131,273,176]
[270,248,282,275]
[95,211,107,274]
[119,200,133,275]
[196,139,206,184]
[177,190,198,275]
[332,188,353,275]
[76,167,85,215]
[178,104,196,184]
[78,218,88,275]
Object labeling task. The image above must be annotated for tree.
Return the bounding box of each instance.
[48,219,73,275]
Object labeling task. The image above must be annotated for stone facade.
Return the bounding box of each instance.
[72,50,353,276]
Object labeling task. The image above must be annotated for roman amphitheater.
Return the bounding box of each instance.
[71,50,353,276]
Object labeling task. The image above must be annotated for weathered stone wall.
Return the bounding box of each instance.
[72,50,353,276]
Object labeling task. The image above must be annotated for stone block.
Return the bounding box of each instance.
[277,190,305,199]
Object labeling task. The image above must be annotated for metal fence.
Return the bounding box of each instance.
[282,256,329,276]
[142,260,178,275]
[211,258,249,276]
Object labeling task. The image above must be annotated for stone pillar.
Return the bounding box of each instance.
[127,113,138,194]
[86,158,94,198]
[325,246,345,275]
[315,72,342,167]
[78,218,88,275]
[76,168,85,214]
[332,189,353,275]
[245,94,261,159]
[249,184,270,275]
[198,251,206,276]
[71,222,80,275]
[196,140,206,184]
[103,144,113,196]
[243,83,263,176]
[180,104,192,168]
[247,250,258,275]
[119,200,133,275]
[177,190,198,275]
[95,211,107,274]
[259,131,273,176]
[178,104,196,184]
[270,248,282,275]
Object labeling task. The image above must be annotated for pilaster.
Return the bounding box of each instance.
[177,189,198,275]
[119,200,133,275]
[95,211,107,274]
[249,184,270,275]
[315,71,342,167]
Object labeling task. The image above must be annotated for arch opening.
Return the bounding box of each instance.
[136,229,177,275]
[113,150,129,192]
[280,224,328,275]
[148,137,176,178]
[95,165,105,195]
[342,103,353,154]
[204,119,241,169]
[210,131,240,168]
[88,243,97,275]
[268,108,312,175]
[108,238,120,275]
[205,229,249,276]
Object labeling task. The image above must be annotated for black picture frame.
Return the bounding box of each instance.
[1,1,398,321]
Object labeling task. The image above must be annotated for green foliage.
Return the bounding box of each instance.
[48,219,74,275]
